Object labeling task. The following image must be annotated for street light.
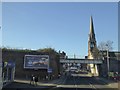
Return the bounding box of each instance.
[106,44,109,78]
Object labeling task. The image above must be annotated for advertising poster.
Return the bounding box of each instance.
[24,55,49,69]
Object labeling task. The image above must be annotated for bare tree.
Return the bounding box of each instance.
[98,41,106,51]
[106,40,113,50]
[98,40,113,51]
[97,40,113,59]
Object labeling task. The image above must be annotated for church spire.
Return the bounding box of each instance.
[88,16,97,58]
[89,16,96,41]
[90,16,94,34]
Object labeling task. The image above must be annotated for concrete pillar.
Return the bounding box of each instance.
[88,54,99,76]
[89,64,99,76]
[95,64,99,76]
[89,64,93,74]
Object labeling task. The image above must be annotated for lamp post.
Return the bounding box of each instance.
[106,44,109,78]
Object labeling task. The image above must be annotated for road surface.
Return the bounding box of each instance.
[2,73,119,90]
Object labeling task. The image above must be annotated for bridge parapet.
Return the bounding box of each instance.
[60,58,103,64]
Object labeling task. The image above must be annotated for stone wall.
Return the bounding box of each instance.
[2,49,60,79]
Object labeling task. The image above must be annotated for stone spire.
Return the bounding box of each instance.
[87,16,99,76]
[88,16,97,59]
[89,16,96,42]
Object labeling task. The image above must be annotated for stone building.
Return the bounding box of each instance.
[99,51,120,77]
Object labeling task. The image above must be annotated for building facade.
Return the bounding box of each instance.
[99,51,120,77]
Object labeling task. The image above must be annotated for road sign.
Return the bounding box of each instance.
[7,61,15,68]
[47,68,52,73]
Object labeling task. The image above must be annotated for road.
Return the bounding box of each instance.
[2,72,119,90]
[55,73,117,90]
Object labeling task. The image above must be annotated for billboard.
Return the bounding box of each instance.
[24,55,49,69]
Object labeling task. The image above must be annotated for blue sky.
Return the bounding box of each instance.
[2,2,118,58]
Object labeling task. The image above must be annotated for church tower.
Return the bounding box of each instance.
[87,16,99,76]
[88,16,97,59]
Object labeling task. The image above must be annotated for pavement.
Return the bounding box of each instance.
[95,76,120,89]
[2,76,65,89]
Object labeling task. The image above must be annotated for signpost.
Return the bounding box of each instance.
[47,68,52,80]
[7,61,15,81]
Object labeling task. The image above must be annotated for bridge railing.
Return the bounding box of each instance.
[60,58,103,64]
